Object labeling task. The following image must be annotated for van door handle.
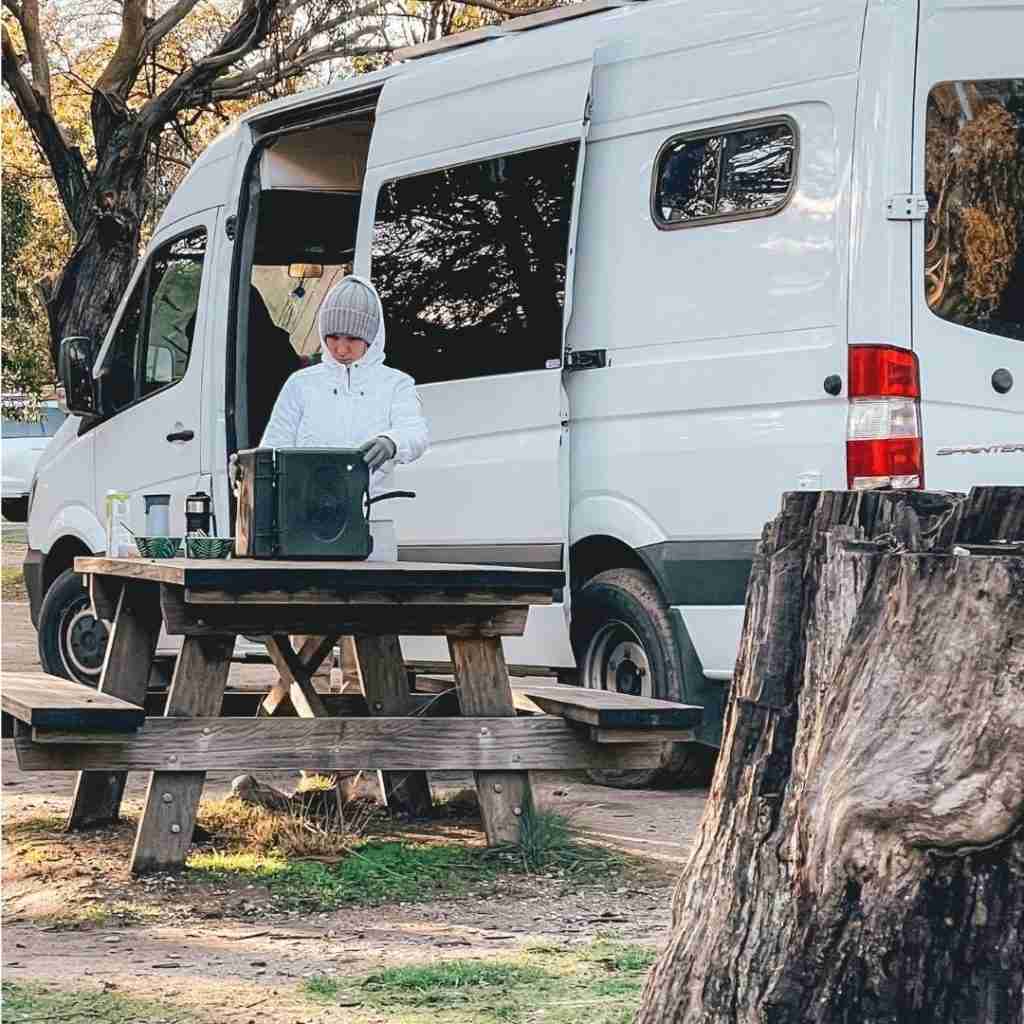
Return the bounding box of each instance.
[166,429,195,443]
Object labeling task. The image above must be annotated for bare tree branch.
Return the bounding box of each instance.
[10,0,53,106]
[95,0,146,96]
[140,0,203,58]
[2,23,90,228]
[138,0,282,134]
[445,0,554,19]
[212,42,389,100]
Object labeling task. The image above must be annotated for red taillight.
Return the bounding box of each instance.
[849,344,920,399]
[846,345,924,490]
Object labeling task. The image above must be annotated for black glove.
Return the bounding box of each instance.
[361,436,397,471]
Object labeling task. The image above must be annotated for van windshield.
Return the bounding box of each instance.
[925,79,1024,341]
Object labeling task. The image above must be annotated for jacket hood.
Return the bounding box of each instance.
[319,274,386,373]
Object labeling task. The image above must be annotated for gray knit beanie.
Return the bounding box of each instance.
[318,276,380,344]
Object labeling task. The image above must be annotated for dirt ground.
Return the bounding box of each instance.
[1,539,711,1023]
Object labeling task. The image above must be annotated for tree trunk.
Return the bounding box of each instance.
[637,487,1024,1024]
[46,110,149,366]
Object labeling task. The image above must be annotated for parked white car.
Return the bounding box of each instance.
[2,402,66,521]
[26,0,1024,786]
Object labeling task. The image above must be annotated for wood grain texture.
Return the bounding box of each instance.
[260,634,337,718]
[1,671,145,731]
[160,584,530,638]
[448,636,530,846]
[636,487,1024,1024]
[354,634,433,817]
[88,574,123,622]
[512,684,703,729]
[264,635,329,718]
[130,634,234,875]
[67,582,161,830]
[17,717,662,771]
[76,556,563,596]
[185,587,554,608]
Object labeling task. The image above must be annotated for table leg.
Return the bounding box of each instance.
[130,634,234,875]
[353,635,434,818]
[260,635,336,717]
[447,635,530,846]
[66,581,161,831]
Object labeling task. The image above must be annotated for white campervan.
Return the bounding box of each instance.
[27,0,1024,782]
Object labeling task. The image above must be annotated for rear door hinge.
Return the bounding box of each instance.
[886,194,929,221]
[565,349,607,371]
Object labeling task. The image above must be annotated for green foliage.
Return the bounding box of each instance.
[1,176,54,409]
[300,940,660,1024]
[1,981,196,1023]
[189,840,492,911]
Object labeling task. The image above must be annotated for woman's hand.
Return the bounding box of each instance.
[360,436,397,471]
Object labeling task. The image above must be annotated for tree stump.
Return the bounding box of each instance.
[637,487,1024,1023]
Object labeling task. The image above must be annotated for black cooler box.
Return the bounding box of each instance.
[235,448,373,559]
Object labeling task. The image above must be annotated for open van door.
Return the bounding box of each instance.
[912,0,1024,490]
[359,49,594,666]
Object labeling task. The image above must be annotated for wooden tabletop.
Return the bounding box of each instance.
[75,556,564,599]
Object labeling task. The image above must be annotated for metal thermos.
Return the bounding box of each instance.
[185,491,213,536]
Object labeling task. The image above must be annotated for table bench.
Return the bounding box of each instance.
[6,556,701,874]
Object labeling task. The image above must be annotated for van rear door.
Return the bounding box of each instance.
[912,0,1024,488]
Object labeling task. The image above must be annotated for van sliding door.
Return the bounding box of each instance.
[912,0,1024,489]
[358,55,592,602]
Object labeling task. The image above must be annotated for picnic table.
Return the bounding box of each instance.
[7,556,701,875]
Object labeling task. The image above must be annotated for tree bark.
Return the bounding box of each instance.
[637,487,1024,1024]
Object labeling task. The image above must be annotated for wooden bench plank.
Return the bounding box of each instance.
[1,671,145,732]
[511,683,703,729]
[16,717,663,772]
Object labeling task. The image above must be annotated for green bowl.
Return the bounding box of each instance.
[136,536,182,559]
[185,536,234,559]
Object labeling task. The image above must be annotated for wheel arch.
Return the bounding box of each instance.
[43,534,93,595]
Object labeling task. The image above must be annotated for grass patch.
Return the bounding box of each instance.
[301,940,659,1023]
[39,900,159,931]
[1,562,26,600]
[485,805,621,877]
[1,981,196,1023]
[189,840,491,911]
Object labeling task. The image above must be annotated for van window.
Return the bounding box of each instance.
[654,120,797,228]
[925,80,1024,342]
[371,141,580,385]
[101,227,207,415]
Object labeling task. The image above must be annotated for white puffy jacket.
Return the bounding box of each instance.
[259,275,429,501]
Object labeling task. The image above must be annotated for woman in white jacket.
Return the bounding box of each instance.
[257,274,428,559]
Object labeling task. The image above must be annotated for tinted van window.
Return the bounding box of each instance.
[371,142,580,385]
[925,79,1024,341]
[654,119,796,227]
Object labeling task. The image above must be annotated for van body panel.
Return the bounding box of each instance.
[846,0,917,350]
[92,208,222,539]
[910,0,1024,490]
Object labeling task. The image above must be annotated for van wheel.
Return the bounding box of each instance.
[2,497,29,522]
[38,568,109,687]
[570,567,711,789]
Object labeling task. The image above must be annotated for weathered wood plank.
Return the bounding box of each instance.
[448,636,530,846]
[76,556,563,596]
[130,634,234,875]
[67,582,162,830]
[512,684,703,729]
[88,574,123,622]
[1,671,145,731]
[590,727,697,744]
[264,635,329,718]
[159,584,530,638]
[354,634,433,817]
[185,587,554,608]
[18,717,662,771]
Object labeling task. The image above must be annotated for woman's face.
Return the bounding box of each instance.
[324,334,369,365]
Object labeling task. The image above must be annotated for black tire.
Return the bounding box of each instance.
[570,567,714,789]
[2,497,29,522]
[37,568,109,686]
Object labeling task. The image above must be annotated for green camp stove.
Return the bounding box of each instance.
[234,447,412,560]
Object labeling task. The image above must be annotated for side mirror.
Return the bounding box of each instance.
[58,336,98,417]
